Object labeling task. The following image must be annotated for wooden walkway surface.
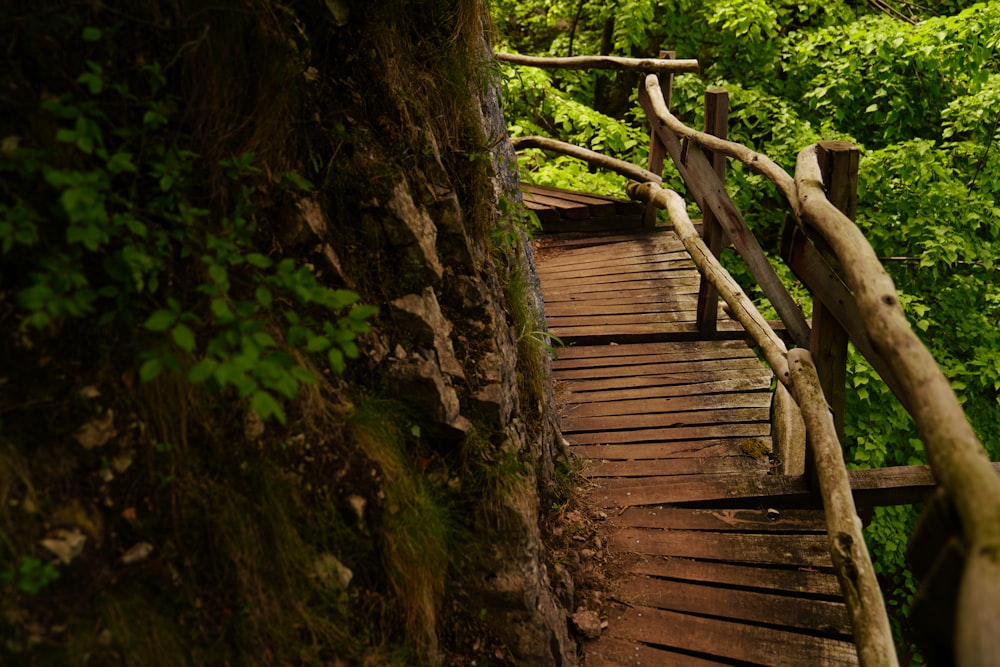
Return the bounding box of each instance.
[530,185,860,665]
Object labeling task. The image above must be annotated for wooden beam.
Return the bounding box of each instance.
[781,219,910,413]
[696,87,728,338]
[638,82,811,350]
[644,51,674,229]
[496,52,700,73]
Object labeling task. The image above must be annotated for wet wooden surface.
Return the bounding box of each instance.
[534,203,860,665]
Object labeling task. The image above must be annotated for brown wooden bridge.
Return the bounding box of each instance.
[503,52,1000,667]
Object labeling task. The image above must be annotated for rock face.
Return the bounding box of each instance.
[321,11,576,666]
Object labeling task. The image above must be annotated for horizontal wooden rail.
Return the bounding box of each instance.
[496,52,700,73]
[794,144,1000,665]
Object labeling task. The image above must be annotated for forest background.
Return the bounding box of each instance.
[493,0,1000,656]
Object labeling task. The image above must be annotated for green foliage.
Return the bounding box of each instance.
[0,555,60,595]
[0,27,375,424]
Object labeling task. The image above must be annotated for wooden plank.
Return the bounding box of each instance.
[585,456,767,477]
[571,438,765,460]
[552,338,749,360]
[565,391,771,418]
[562,371,771,394]
[587,636,722,667]
[562,407,770,434]
[562,377,773,404]
[568,422,770,445]
[627,557,843,597]
[606,605,858,665]
[548,308,719,328]
[615,507,827,533]
[616,576,852,635]
[542,284,700,303]
[538,259,694,281]
[537,246,689,270]
[541,268,698,288]
[544,299,701,317]
[543,275,701,296]
[609,528,832,567]
[552,357,770,381]
[593,472,802,507]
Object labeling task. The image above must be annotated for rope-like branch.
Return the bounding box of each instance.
[513,135,663,184]
[627,181,791,385]
[497,52,700,74]
[643,75,798,206]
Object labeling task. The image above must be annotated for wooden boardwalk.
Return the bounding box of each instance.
[530,186,860,665]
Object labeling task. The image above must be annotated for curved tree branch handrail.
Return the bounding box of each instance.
[787,349,898,667]
[642,74,798,206]
[795,144,1000,665]
[512,135,663,183]
[497,52,700,74]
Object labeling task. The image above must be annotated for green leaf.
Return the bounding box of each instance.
[328,347,345,374]
[145,309,176,331]
[245,253,272,269]
[139,358,164,382]
[188,358,217,383]
[251,390,285,424]
[171,324,196,352]
[255,286,273,308]
[82,27,102,41]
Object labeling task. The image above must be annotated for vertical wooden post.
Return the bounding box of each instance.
[696,87,729,338]
[809,140,859,443]
[643,50,674,230]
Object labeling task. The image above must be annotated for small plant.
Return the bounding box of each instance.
[1,555,60,595]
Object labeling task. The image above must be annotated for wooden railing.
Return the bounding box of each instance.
[502,51,1000,666]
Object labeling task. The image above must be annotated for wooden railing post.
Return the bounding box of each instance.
[809,140,859,442]
[643,50,673,229]
[696,88,728,338]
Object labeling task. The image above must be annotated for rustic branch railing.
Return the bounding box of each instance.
[503,52,1000,666]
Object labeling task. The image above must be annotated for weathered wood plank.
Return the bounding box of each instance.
[555,357,762,380]
[587,636,722,667]
[543,275,701,295]
[606,605,858,665]
[559,368,772,393]
[615,507,827,533]
[585,456,766,478]
[627,557,842,597]
[537,250,690,273]
[568,422,770,446]
[616,575,852,635]
[571,439,761,461]
[562,377,773,404]
[593,472,800,507]
[553,338,749,360]
[548,310,720,329]
[542,284,701,303]
[544,299,700,317]
[563,407,770,434]
[564,392,771,418]
[609,528,832,567]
